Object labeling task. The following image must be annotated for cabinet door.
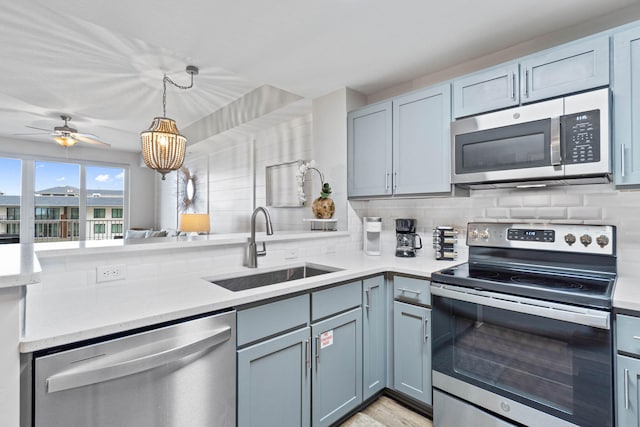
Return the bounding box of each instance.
[237,327,311,427]
[312,308,363,427]
[392,84,451,195]
[520,35,610,103]
[347,101,393,197]
[453,62,519,118]
[363,276,386,400]
[613,26,640,185]
[393,301,431,405]
[617,354,640,427]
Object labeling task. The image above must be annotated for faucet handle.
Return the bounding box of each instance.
[257,242,267,257]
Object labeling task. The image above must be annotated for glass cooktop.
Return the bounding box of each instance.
[431,262,616,309]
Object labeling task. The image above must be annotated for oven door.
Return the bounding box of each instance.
[431,284,613,427]
[451,98,564,185]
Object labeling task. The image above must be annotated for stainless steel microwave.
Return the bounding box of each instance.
[451,88,611,188]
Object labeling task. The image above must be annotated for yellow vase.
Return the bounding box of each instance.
[312,197,335,219]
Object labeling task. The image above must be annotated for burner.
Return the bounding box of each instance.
[510,275,585,291]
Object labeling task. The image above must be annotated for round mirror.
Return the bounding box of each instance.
[186,177,195,201]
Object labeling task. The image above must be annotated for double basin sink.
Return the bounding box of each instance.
[206,263,342,292]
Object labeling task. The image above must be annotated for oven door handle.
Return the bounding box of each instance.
[431,284,610,329]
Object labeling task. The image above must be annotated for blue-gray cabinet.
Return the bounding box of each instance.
[392,84,451,195]
[453,61,520,118]
[613,25,640,185]
[393,301,432,405]
[347,101,392,197]
[520,35,609,104]
[311,307,363,427]
[362,276,386,400]
[237,327,311,427]
[347,84,451,198]
[453,35,610,118]
[617,354,640,427]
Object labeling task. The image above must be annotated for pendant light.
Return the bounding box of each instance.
[141,65,198,180]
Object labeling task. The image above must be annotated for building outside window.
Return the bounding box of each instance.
[93,208,106,219]
[7,207,19,220]
[35,207,60,220]
[111,223,123,234]
[112,208,123,218]
[69,208,79,219]
[94,223,106,234]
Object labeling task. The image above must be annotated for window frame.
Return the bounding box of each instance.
[93,208,106,219]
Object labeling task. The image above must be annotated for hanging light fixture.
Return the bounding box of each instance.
[141,65,198,180]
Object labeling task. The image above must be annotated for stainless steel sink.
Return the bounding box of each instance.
[207,263,341,292]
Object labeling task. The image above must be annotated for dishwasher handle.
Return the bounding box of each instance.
[46,325,232,393]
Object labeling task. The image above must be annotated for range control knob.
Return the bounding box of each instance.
[479,229,490,240]
[596,235,610,248]
[564,233,576,246]
[580,234,592,247]
[469,229,479,240]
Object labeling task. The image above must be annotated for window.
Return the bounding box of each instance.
[93,208,106,219]
[7,207,20,220]
[35,208,60,220]
[111,223,123,234]
[69,208,79,219]
[112,208,123,218]
[94,223,106,234]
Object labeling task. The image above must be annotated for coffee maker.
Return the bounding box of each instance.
[395,218,422,257]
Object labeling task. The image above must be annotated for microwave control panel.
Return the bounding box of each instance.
[562,109,600,164]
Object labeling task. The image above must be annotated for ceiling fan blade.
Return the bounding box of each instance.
[25,125,53,132]
[73,133,111,148]
[12,132,52,136]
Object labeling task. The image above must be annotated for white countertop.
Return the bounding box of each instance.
[0,244,41,288]
[21,251,454,352]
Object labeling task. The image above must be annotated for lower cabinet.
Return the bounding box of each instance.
[311,307,363,426]
[393,300,432,405]
[237,327,311,427]
[617,354,640,427]
[363,276,387,400]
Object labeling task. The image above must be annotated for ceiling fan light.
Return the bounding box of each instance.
[140,117,186,180]
[54,135,78,147]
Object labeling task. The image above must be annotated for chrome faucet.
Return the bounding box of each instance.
[248,206,274,268]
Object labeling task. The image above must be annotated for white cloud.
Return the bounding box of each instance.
[95,174,110,183]
[115,171,125,180]
[56,176,65,182]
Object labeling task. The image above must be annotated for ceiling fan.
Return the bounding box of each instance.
[19,115,110,148]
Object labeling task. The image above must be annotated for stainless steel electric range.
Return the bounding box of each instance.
[431,222,616,427]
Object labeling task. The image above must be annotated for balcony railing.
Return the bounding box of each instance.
[0,219,124,242]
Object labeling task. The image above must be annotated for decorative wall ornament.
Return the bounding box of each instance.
[179,166,198,213]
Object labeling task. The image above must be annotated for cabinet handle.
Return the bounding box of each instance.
[315,336,320,367]
[305,339,310,374]
[385,172,390,191]
[511,72,516,100]
[365,284,380,314]
[524,69,530,98]
[632,335,640,340]
[422,317,428,343]
[398,287,421,295]
[621,144,626,178]
[625,368,630,410]
[394,171,398,191]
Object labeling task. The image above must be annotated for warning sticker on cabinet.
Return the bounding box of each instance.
[320,330,334,349]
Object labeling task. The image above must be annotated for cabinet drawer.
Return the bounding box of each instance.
[312,281,361,322]
[393,276,431,306]
[237,294,309,346]
[617,314,640,355]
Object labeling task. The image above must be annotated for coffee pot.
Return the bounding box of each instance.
[395,218,422,257]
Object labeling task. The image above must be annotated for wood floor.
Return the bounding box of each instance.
[340,396,433,427]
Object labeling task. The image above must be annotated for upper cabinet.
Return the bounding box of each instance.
[453,35,610,118]
[347,101,392,197]
[453,62,519,118]
[348,84,451,198]
[613,25,640,186]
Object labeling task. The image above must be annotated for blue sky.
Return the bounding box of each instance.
[0,158,124,195]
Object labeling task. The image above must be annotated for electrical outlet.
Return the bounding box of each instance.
[285,249,299,259]
[96,264,125,283]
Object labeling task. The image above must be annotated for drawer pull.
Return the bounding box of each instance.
[625,368,630,410]
[398,287,421,296]
[632,335,640,341]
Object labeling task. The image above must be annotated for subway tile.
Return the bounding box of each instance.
[497,196,522,207]
[484,207,510,219]
[551,194,583,207]
[536,207,567,220]
[509,207,537,219]
[567,207,602,220]
[521,194,551,207]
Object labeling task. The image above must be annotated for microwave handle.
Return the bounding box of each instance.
[550,116,561,166]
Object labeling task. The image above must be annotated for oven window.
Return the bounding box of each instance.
[432,295,613,427]
[455,118,551,173]
[454,317,573,413]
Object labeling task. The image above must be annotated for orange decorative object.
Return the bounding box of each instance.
[312,197,335,219]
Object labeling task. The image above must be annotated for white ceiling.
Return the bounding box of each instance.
[0,0,638,153]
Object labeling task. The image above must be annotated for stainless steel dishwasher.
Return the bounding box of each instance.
[22,310,236,427]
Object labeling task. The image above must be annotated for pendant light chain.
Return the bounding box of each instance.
[162,71,195,117]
